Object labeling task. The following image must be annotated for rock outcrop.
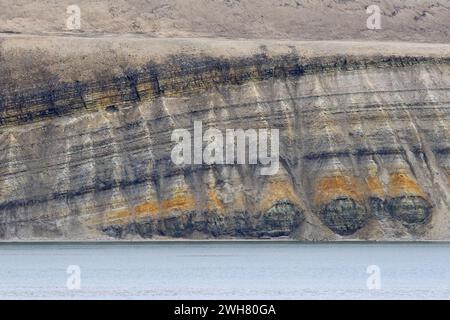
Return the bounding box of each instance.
[0,37,449,240]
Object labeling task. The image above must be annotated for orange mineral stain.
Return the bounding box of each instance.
[387,172,425,198]
[314,175,362,205]
[259,179,300,211]
[207,190,225,213]
[161,194,196,213]
[135,201,159,218]
[366,175,384,198]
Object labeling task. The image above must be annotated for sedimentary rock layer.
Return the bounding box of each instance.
[0,38,449,240]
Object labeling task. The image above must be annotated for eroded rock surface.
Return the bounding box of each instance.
[101,200,304,239]
[319,197,368,236]
[387,196,432,225]
[0,38,449,240]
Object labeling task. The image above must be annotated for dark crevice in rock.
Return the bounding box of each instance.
[368,197,388,219]
[105,105,119,113]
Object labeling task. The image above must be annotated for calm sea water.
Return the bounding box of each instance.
[0,242,449,299]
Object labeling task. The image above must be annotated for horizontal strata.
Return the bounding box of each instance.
[1,54,447,129]
[0,39,449,240]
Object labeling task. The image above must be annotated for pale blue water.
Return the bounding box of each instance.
[0,242,449,299]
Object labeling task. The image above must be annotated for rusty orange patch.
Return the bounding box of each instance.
[135,201,159,218]
[387,172,425,198]
[314,175,362,205]
[259,179,300,211]
[366,176,384,197]
[161,194,195,213]
[207,190,225,213]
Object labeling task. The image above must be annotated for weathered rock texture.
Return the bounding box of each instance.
[0,37,449,240]
[1,0,449,43]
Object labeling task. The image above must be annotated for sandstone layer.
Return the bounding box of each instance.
[0,37,449,240]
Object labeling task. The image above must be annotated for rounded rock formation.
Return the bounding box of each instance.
[387,196,432,225]
[260,200,304,237]
[319,197,369,236]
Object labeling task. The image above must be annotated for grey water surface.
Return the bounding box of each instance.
[0,242,449,299]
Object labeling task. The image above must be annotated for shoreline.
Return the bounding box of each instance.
[1,239,450,244]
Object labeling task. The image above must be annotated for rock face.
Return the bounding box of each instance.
[101,200,304,239]
[387,196,432,225]
[0,37,449,240]
[319,197,368,236]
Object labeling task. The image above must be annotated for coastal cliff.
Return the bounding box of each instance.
[0,38,449,240]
